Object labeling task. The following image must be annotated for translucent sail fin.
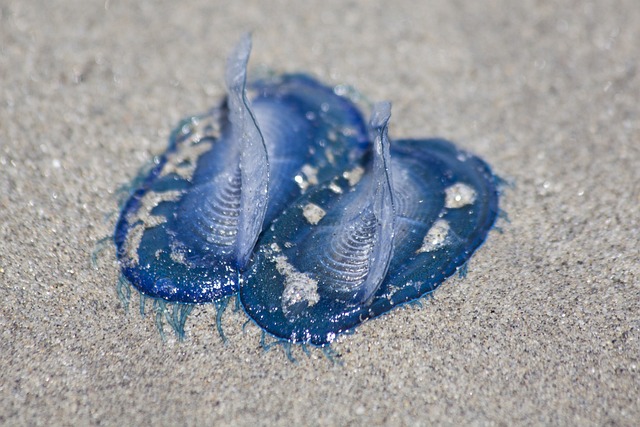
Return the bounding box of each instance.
[225,34,270,268]
[290,102,396,308]
[352,101,396,304]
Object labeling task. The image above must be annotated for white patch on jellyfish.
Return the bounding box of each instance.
[416,219,451,253]
[144,214,168,229]
[122,223,145,266]
[169,245,187,265]
[445,183,477,209]
[343,165,365,186]
[160,140,213,181]
[328,181,343,194]
[383,284,402,301]
[273,254,320,318]
[123,190,183,266]
[301,164,319,186]
[294,164,319,194]
[270,242,282,253]
[325,147,336,165]
[294,174,309,193]
[302,203,326,225]
[340,125,360,137]
[127,190,183,223]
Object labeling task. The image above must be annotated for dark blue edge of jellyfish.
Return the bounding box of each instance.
[114,73,370,303]
[239,106,500,347]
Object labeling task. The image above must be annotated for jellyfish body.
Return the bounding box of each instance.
[114,36,369,304]
[239,103,499,346]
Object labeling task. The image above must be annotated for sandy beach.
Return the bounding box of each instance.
[1,0,638,425]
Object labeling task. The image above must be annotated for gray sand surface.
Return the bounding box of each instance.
[1,0,638,425]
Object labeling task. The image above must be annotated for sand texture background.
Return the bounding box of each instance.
[1,0,639,425]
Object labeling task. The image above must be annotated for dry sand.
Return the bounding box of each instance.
[1,0,638,425]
